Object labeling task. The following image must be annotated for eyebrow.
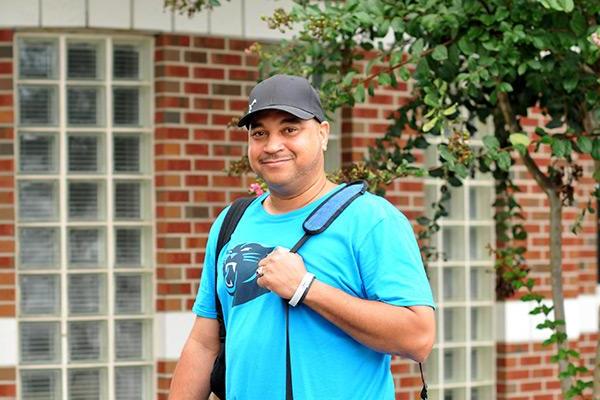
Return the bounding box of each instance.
[250,116,303,129]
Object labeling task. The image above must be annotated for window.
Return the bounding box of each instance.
[423,126,496,400]
[16,34,153,400]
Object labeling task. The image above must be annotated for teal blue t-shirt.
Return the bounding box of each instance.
[193,185,435,400]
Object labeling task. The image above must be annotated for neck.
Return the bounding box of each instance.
[264,176,337,214]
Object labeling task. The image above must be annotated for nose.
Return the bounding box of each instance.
[263,133,285,153]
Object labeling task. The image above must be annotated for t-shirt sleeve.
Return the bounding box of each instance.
[357,208,436,309]
[191,208,228,318]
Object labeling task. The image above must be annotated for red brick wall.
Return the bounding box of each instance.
[153,33,259,399]
[0,28,15,400]
[154,33,259,313]
[498,333,598,400]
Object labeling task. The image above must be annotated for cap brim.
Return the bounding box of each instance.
[238,105,315,128]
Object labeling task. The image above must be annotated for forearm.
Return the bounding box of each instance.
[169,319,220,400]
[302,280,435,362]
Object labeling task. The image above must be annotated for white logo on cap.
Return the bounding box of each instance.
[248,99,257,112]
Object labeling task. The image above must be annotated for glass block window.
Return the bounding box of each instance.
[16,34,153,400]
[423,136,495,400]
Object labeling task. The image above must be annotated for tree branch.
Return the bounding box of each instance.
[497,90,555,192]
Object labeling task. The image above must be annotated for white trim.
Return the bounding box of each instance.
[496,287,600,343]
[0,319,18,365]
[154,313,195,359]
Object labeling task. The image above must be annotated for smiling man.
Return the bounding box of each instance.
[169,75,436,400]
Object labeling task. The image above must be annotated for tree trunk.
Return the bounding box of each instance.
[548,190,572,396]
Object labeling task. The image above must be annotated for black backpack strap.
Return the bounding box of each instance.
[214,197,256,335]
[285,180,367,399]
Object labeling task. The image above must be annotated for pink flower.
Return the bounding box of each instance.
[249,183,264,196]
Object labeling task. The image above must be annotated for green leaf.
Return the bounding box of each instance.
[443,104,458,116]
[509,133,531,147]
[497,152,512,171]
[557,0,574,12]
[592,138,600,160]
[563,76,579,93]
[342,71,357,86]
[416,216,430,225]
[483,135,500,151]
[378,72,392,86]
[569,12,586,36]
[399,66,410,81]
[431,45,448,61]
[353,84,365,103]
[517,63,527,75]
[423,117,439,133]
[458,36,476,55]
[552,139,567,158]
[411,38,425,57]
[576,136,592,153]
[498,82,513,93]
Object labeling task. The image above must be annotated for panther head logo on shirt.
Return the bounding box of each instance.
[223,243,273,306]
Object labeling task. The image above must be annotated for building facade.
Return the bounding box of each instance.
[0,1,597,399]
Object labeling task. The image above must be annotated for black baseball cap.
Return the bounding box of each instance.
[237,74,325,128]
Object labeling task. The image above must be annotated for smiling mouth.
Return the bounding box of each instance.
[260,158,292,165]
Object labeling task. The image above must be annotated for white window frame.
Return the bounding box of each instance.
[423,127,497,400]
[14,32,156,400]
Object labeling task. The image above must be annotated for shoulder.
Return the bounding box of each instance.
[347,190,410,225]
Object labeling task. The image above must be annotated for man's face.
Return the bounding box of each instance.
[247,109,329,192]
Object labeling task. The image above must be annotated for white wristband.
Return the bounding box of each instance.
[288,272,315,307]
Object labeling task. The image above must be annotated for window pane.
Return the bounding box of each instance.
[423,349,439,385]
[471,347,493,380]
[68,42,99,80]
[69,182,101,220]
[443,348,465,383]
[115,367,145,400]
[469,226,491,261]
[115,320,145,360]
[443,307,466,342]
[470,267,494,301]
[442,226,464,261]
[471,386,494,400]
[69,229,104,267]
[115,229,141,266]
[19,181,58,221]
[19,228,59,269]
[19,40,57,79]
[114,136,140,173]
[68,87,102,126]
[469,186,493,220]
[442,267,465,302]
[68,274,105,315]
[113,45,139,79]
[115,274,143,314]
[68,369,103,400]
[21,370,61,399]
[113,88,140,126]
[68,321,105,361]
[19,133,56,173]
[19,86,58,126]
[441,186,464,220]
[20,322,60,363]
[68,135,100,173]
[471,306,493,341]
[443,388,466,400]
[115,182,140,219]
[20,275,60,315]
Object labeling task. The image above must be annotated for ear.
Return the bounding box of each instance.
[318,121,330,151]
